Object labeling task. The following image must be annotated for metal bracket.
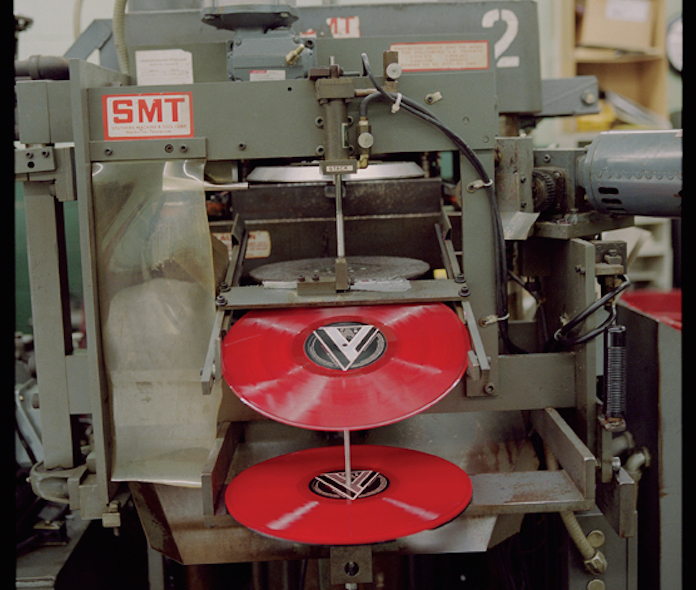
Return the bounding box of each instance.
[531,407,596,502]
[90,137,207,161]
[330,545,373,586]
[460,301,492,394]
[435,213,464,281]
[15,146,77,202]
[201,216,247,395]
[596,467,637,538]
[15,146,56,175]
[30,461,90,511]
[202,422,244,527]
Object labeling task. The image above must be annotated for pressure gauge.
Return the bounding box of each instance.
[666,14,682,74]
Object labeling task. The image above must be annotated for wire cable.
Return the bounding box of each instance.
[545,276,630,351]
[359,53,521,352]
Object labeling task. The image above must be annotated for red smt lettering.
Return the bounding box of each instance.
[103,92,193,140]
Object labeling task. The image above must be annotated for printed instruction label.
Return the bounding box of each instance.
[389,41,489,72]
[250,70,286,81]
[245,230,272,259]
[103,92,194,141]
[135,49,194,86]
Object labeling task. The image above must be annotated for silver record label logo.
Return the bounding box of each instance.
[310,470,389,500]
[305,322,387,371]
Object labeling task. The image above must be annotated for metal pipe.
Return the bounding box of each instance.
[544,445,608,574]
[335,175,345,258]
[15,55,70,80]
[343,429,351,495]
[113,0,130,75]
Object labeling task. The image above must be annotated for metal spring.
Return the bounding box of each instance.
[604,325,627,418]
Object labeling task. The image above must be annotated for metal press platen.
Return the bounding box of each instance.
[249,255,430,283]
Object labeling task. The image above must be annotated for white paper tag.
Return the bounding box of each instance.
[606,0,651,23]
[135,49,194,86]
[249,70,286,81]
[245,230,272,259]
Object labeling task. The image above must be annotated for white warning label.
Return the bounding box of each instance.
[389,41,490,72]
[102,92,194,141]
[245,230,272,259]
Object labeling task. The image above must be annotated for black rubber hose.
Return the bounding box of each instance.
[360,53,520,352]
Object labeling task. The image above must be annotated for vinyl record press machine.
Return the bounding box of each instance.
[14,1,682,588]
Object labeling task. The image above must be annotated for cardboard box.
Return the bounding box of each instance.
[579,0,656,52]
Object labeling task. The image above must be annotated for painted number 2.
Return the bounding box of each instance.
[481,8,520,68]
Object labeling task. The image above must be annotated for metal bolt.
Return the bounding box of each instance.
[180,144,188,153]
[41,150,50,158]
[164,144,174,153]
[582,90,597,106]
[238,142,246,150]
[297,275,306,282]
[104,148,113,156]
[25,151,33,159]
[484,382,496,394]
[587,530,606,548]
[216,295,227,306]
[454,272,466,284]
[543,154,552,163]
[219,281,230,292]
[312,274,320,282]
[458,286,470,297]
[385,62,402,80]
[587,580,605,590]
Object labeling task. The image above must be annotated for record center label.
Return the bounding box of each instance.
[305,322,386,371]
[310,470,389,500]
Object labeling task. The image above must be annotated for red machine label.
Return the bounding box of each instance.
[102,92,194,140]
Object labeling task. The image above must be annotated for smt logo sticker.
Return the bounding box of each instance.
[102,92,193,140]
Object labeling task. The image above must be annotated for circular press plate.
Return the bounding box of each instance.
[250,256,430,283]
[246,161,425,183]
[225,444,473,545]
[221,303,470,431]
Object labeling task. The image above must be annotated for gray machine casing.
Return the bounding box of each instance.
[14,2,681,587]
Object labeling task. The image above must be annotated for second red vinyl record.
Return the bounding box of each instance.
[224,444,473,545]
[221,303,470,431]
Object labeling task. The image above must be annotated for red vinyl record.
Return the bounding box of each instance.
[221,303,470,431]
[225,444,473,545]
